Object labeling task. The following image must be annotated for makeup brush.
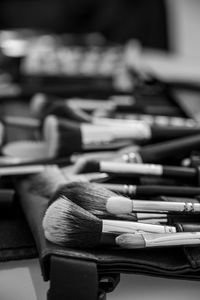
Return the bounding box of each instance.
[101,183,200,198]
[52,181,167,223]
[115,232,200,249]
[43,115,134,157]
[78,160,197,180]
[43,115,200,158]
[0,115,40,130]
[54,181,200,215]
[122,134,200,164]
[42,196,176,247]
[27,165,67,198]
[0,164,48,176]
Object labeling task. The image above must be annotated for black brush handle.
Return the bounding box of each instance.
[135,185,200,198]
[162,166,196,179]
[139,134,200,164]
[175,223,200,233]
[150,124,200,141]
[104,184,200,198]
[0,189,15,215]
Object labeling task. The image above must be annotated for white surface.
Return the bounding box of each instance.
[0,259,48,300]
[167,0,200,57]
[109,274,200,300]
[0,259,200,300]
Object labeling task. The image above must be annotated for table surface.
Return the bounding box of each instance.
[0,259,200,300]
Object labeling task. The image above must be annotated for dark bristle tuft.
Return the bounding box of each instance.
[46,103,91,123]
[43,196,102,248]
[52,181,115,214]
[44,116,82,157]
[74,159,100,174]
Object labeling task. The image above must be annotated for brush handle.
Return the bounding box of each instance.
[0,165,45,176]
[98,161,196,179]
[135,185,200,198]
[116,232,200,249]
[1,116,40,129]
[81,122,151,145]
[136,213,167,220]
[150,125,200,141]
[163,166,196,179]
[106,197,200,214]
[131,200,200,213]
[104,184,200,198]
[102,219,176,234]
[139,134,200,164]
[99,161,163,176]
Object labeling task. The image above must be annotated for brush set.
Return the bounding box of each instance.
[1,31,200,255]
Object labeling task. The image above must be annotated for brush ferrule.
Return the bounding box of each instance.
[102,219,176,234]
[133,201,200,213]
[81,122,151,145]
[0,165,45,176]
[122,152,143,163]
[144,232,200,247]
[123,185,137,196]
[99,161,163,176]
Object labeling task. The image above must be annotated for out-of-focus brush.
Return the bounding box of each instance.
[43,115,133,157]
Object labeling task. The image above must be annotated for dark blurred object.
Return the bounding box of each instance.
[0,0,168,49]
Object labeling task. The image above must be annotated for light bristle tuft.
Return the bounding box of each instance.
[43,115,59,158]
[28,165,67,198]
[43,196,102,247]
[30,93,48,118]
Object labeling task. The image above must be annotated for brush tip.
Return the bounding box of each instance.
[43,116,83,157]
[43,196,103,248]
[115,233,145,249]
[43,115,59,158]
[30,93,48,118]
[106,196,132,214]
[0,121,4,146]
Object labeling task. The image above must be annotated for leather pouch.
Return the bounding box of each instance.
[17,178,200,286]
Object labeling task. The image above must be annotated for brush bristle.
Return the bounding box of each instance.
[30,93,49,118]
[115,233,145,249]
[43,115,82,158]
[48,103,92,123]
[51,181,137,222]
[0,121,4,146]
[28,165,67,198]
[52,181,115,214]
[43,196,102,247]
[43,115,59,158]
